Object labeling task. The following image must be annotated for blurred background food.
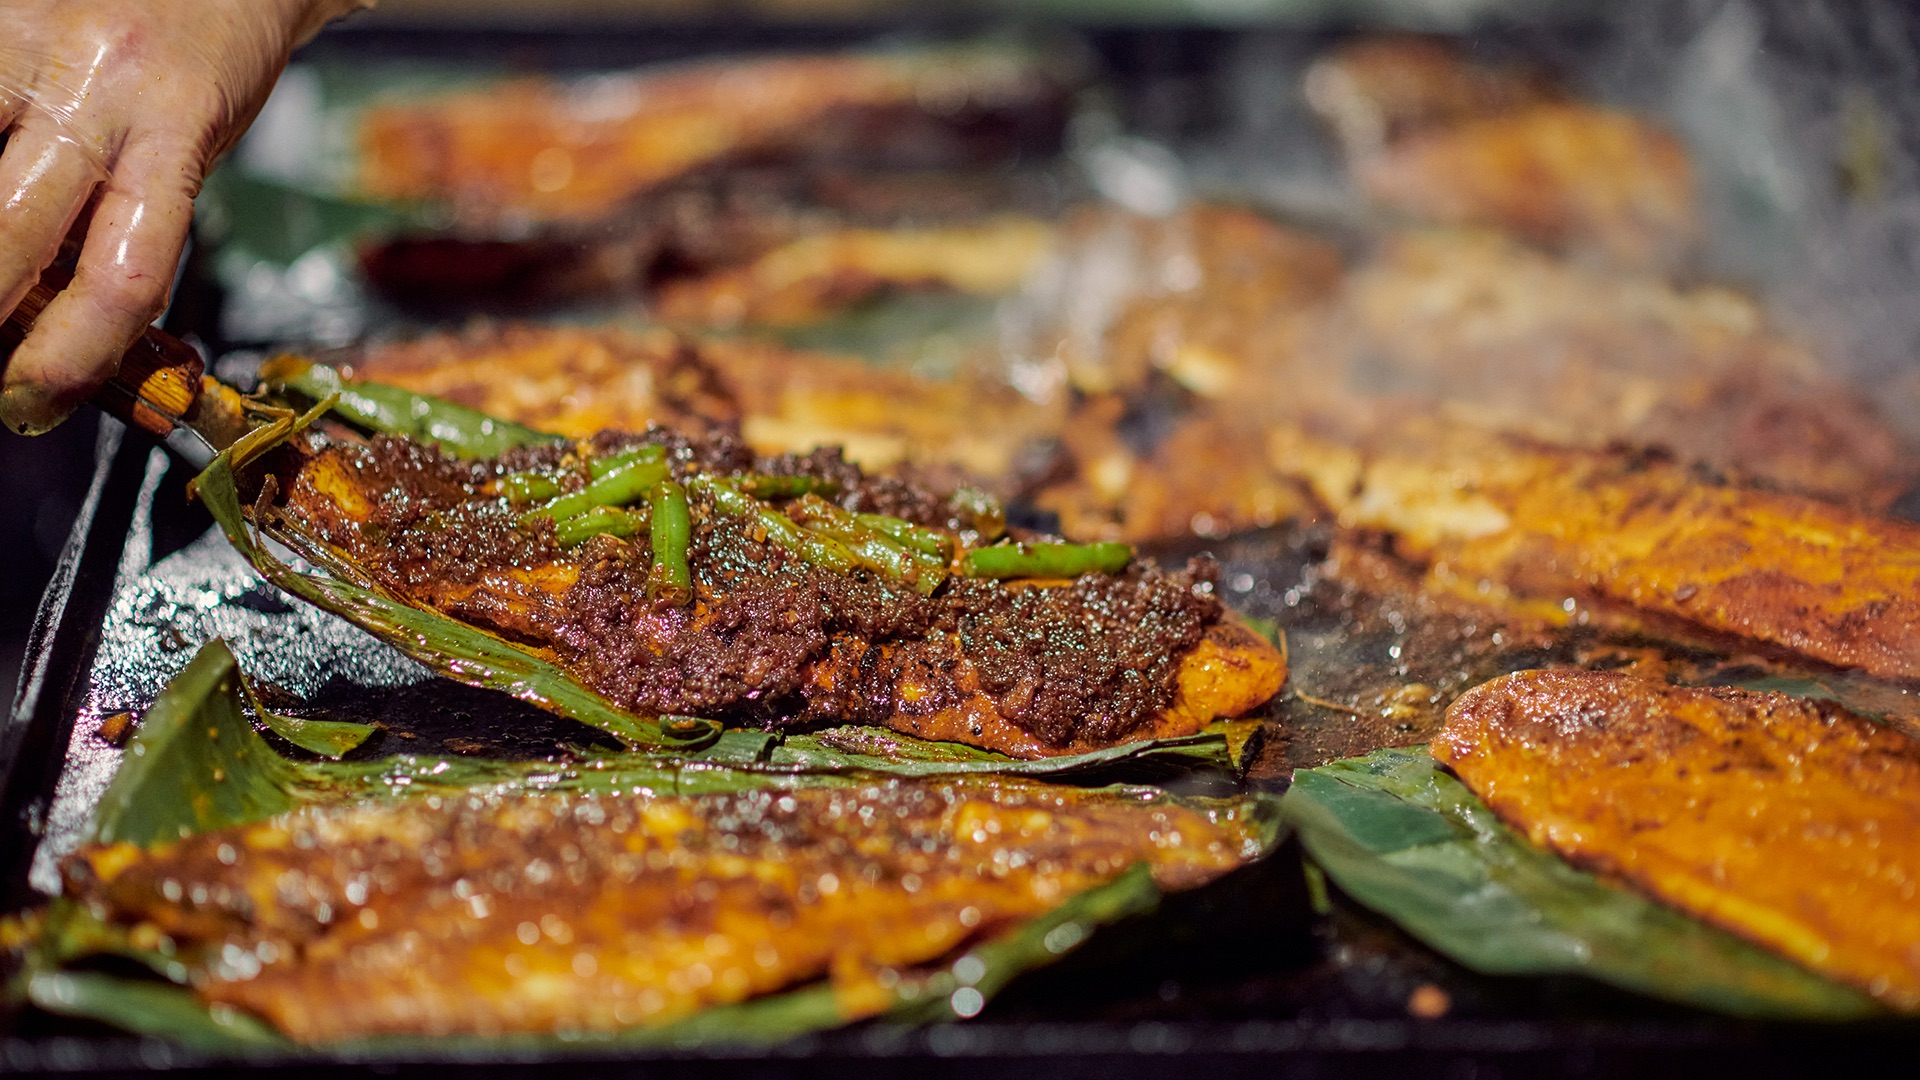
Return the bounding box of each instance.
[9,0,1920,713]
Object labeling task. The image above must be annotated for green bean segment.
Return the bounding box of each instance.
[647,479,693,606]
[521,459,672,527]
[695,477,860,574]
[498,471,563,504]
[792,497,946,595]
[588,444,665,480]
[854,513,956,560]
[963,541,1133,579]
[501,446,665,506]
[553,506,649,547]
[268,358,562,458]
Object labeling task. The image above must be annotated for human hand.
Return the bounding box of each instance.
[0,0,366,434]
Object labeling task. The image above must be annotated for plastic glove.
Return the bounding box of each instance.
[0,0,368,435]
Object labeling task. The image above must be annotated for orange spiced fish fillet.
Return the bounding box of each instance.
[1436,669,1920,1010]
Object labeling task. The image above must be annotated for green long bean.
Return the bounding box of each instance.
[521,458,671,527]
[266,358,563,458]
[647,479,693,606]
[589,444,665,479]
[854,512,955,560]
[694,477,859,574]
[791,497,946,595]
[553,506,649,547]
[963,541,1132,579]
[498,471,563,504]
[499,445,665,506]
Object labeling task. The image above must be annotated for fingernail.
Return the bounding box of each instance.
[0,382,72,435]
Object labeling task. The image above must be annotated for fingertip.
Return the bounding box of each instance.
[0,319,109,431]
[3,288,142,435]
[0,379,76,436]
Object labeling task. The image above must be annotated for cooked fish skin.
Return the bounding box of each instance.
[344,325,742,440]
[354,166,1067,313]
[653,216,1056,328]
[1035,217,1912,545]
[1358,103,1696,268]
[861,618,1286,759]
[357,49,1067,225]
[1039,404,1318,544]
[1339,229,1911,508]
[1304,36,1562,158]
[274,432,1284,757]
[65,778,1264,1042]
[349,208,1912,554]
[1436,669,1920,1010]
[1277,417,1920,683]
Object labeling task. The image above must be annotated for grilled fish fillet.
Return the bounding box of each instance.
[1340,229,1909,507]
[1436,669,1920,1010]
[358,48,1066,224]
[1304,36,1562,158]
[1275,418,1920,682]
[654,216,1055,328]
[347,324,1065,480]
[354,166,1068,313]
[1034,215,1911,543]
[1358,103,1695,268]
[1038,404,1318,544]
[65,777,1265,1041]
[274,431,1283,757]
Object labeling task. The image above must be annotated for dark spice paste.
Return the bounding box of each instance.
[280,428,1224,750]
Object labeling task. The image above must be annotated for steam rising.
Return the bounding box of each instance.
[1182,2,1920,430]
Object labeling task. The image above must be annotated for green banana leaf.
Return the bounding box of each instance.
[193,433,1255,776]
[27,971,287,1053]
[227,653,377,759]
[82,641,1266,834]
[17,639,1281,1054]
[1282,746,1884,1021]
[91,640,300,847]
[248,702,377,760]
[772,718,1261,777]
[198,170,437,270]
[196,451,730,754]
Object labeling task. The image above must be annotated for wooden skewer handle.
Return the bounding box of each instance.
[5,280,207,440]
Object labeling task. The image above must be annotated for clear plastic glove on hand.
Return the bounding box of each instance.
[0,0,365,435]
